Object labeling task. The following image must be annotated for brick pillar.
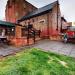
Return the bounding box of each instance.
[15,25,21,38]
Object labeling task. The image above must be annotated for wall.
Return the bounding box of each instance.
[5,0,37,23]
[49,3,61,40]
[51,3,61,35]
[9,25,34,47]
[19,3,62,40]
[20,13,50,38]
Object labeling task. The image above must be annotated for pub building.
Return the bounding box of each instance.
[3,0,68,46]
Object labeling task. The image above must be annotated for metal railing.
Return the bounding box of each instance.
[23,26,41,45]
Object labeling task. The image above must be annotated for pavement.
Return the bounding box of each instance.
[0,39,75,57]
[0,43,30,57]
[33,39,75,57]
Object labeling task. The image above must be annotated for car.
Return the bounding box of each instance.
[63,26,75,43]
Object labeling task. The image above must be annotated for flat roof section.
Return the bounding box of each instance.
[0,21,15,27]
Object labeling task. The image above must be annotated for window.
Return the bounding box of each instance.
[21,27,27,37]
[5,27,15,36]
[39,19,45,23]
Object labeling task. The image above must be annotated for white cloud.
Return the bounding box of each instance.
[0,0,8,20]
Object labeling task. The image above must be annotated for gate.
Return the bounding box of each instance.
[23,25,41,45]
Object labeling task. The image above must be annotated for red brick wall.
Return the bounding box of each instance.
[51,3,61,35]
[5,0,37,23]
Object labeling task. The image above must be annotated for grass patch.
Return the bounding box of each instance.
[0,48,75,75]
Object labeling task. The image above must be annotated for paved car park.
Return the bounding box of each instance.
[0,39,75,57]
[0,43,29,57]
[33,39,75,57]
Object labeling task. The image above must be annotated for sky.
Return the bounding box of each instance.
[0,0,75,22]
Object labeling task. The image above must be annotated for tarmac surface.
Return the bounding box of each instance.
[33,39,75,57]
[0,39,75,57]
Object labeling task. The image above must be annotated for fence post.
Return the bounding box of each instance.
[27,28,29,45]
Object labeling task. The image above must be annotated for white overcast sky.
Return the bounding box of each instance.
[0,0,75,22]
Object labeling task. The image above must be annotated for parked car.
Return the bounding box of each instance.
[63,26,75,43]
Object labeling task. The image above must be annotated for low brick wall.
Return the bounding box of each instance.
[9,37,34,47]
[8,35,62,46]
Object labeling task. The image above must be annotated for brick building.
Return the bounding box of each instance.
[61,17,72,33]
[5,0,37,23]
[18,1,61,40]
[4,0,65,46]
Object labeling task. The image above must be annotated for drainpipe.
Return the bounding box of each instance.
[47,13,49,38]
[56,0,59,31]
[60,18,62,33]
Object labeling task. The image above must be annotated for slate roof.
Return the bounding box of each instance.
[61,17,67,22]
[0,21,15,27]
[18,1,58,22]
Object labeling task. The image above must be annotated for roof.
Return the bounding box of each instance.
[0,21,15,27]
[18,1,58,22]
[61,17,67,22]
